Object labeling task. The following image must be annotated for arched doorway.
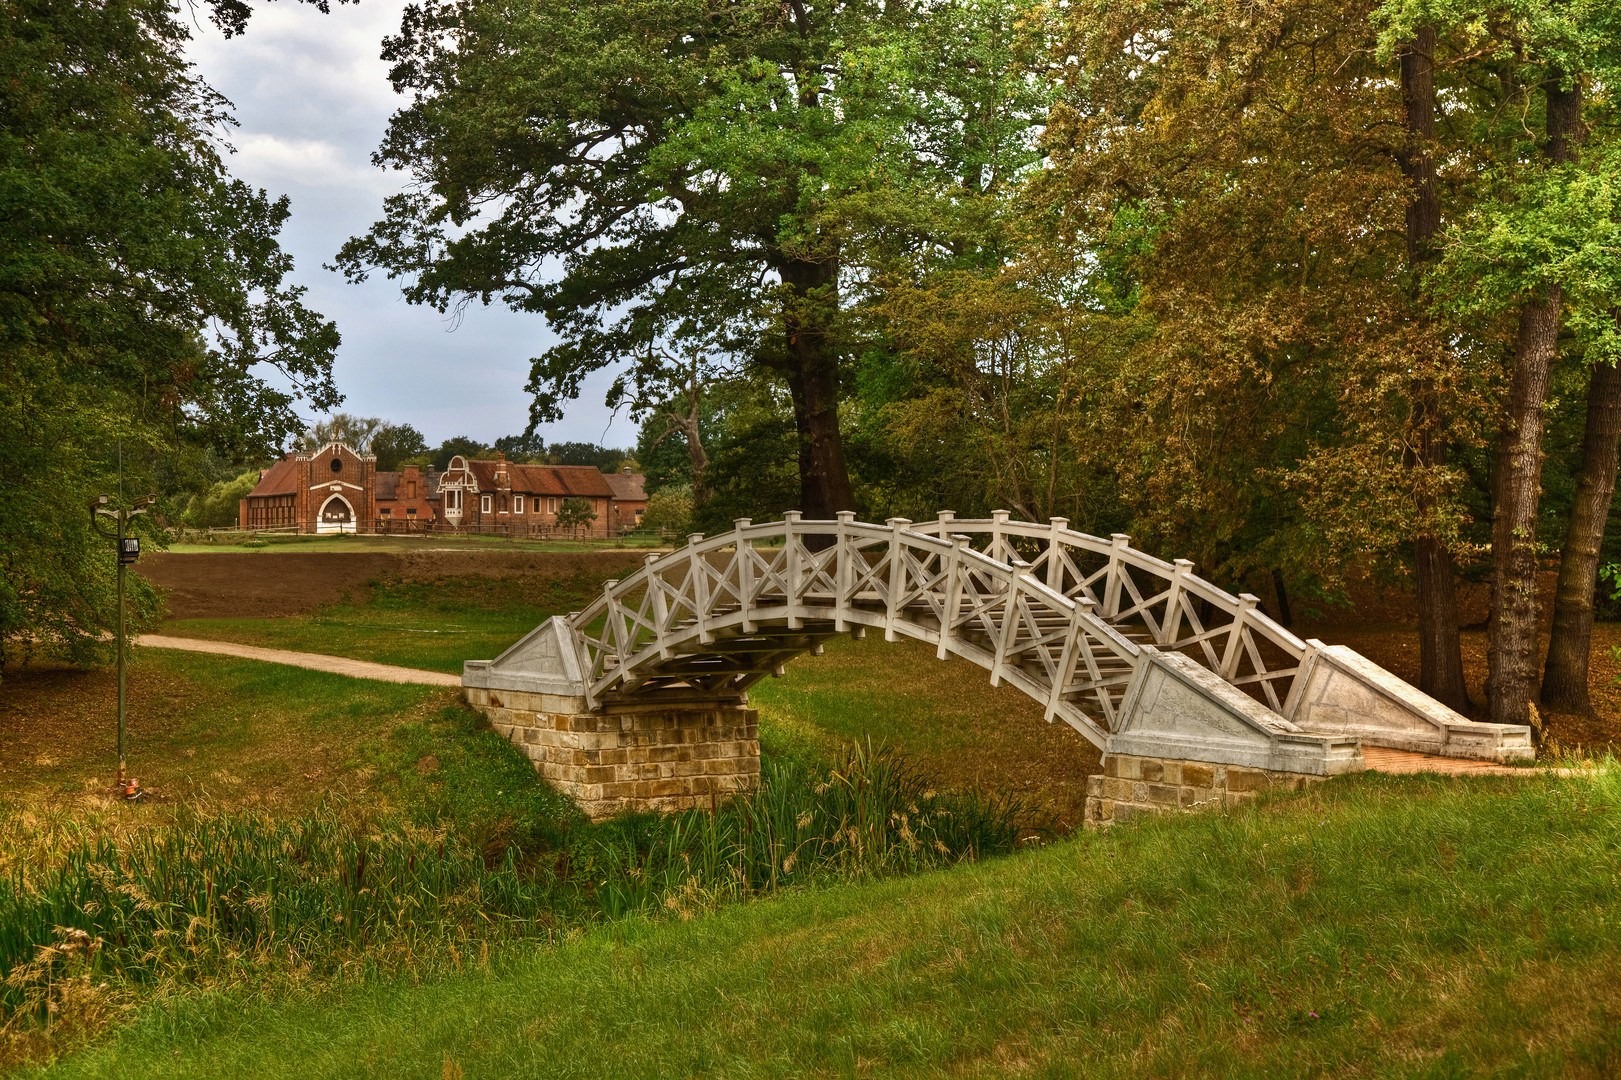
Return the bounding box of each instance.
[317,493,354,534]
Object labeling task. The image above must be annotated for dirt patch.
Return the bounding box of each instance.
[139,550,648,620]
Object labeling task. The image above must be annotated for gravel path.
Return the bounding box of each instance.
[136,634,462,687]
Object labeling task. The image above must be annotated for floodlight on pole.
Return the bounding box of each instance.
[89,490,156,787]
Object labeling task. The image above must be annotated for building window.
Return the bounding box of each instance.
[548,497,558,514]
[330,457,343,473]
[446,489,461,512]
[481,494,492,514]
[380,508,392,517]
[406,508,418,517]
[514,496,524,514]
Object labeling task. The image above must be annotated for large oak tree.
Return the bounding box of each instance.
[337,0,1047,520]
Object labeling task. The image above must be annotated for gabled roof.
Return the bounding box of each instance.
[376,468,442,502]
[466,460,615,498]
[247,456,300,498]
[604,471,646,501]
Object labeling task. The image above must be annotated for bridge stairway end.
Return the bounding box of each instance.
[1087,650,1362,828]
[1284,641,1534,764]
[463,615,590,701]
[1108,650,1364,777]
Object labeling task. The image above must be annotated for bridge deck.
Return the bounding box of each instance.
[1361,746,1542,776]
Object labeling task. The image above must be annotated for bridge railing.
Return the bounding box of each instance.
[567,514,1147,746]
[913,511,1309,714]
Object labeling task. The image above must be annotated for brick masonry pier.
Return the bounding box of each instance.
[1085,753,1326,827]
[463,686,760,820]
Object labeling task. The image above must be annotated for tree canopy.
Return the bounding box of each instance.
[338,0,1050,518]
[0,0,338,667]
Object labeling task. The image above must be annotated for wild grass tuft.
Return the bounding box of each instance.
[0,744,1021,1064]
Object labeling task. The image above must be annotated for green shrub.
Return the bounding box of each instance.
[182,469,262,530]
[640,487,694,535]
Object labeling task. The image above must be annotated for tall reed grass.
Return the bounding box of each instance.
[575,743,1025,918]
[0,745,1020,1055]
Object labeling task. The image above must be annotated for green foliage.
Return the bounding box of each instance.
[371,423,429,471]
[639,488,694,536]
[0,805,559,1020]
[548,442,630,472]
[553,498,597,536]
[684,375,801,530]
[30,769,1621,1078]
[0,741,1017,1050]
[0,0,337,666]
[366,706,583,854]
[430,437,486,471]
[570,744,1023,920]
[491,431,545,463]
[182,469,262,530]
[339,0,1051,513]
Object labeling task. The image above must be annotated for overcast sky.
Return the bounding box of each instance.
[185,0,636,451]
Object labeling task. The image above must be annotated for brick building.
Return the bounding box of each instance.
[239,441,377,533]
[437,454,619,536]
[239,444,639,537]
[604,468,648,532]
[375,464,440,529]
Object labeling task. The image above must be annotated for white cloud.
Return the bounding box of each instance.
[183,1,637,450]
[232,132,393,193]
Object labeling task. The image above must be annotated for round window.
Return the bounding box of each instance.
[329,458,342,473]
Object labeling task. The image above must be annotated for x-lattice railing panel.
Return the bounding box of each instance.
[567,513,1149,748]
[565,511,1310,748]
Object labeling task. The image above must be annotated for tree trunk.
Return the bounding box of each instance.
[1270,568,1293,628]
[1486,75,1581,726]
[680,418,709,505]
[1540,356,1621,713]
[1399,26,1471,713]
[779,256,854,520]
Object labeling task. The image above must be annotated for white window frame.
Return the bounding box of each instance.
[480,494,492,514]
[548,497,558,514]
[514,495,524,514]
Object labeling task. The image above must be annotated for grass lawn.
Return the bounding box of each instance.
[0,651,568,829]
[27,767,1621,1080]
[750,635,1101,828]
[8,575,1619,1077]
[155,569,1101,824]
[159,572,608,675]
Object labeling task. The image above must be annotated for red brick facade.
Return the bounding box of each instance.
[239,442,376,533]
[239,445,639,537]
[436,455,620,537]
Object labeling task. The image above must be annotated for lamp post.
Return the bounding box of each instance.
[88,492,155,786]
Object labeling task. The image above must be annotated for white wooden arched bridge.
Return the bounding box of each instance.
[466,513,1531,796]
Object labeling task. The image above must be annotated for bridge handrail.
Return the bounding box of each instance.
[567,515,1146,734]
[916,512,1309,663]
[570,514,1144,659]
